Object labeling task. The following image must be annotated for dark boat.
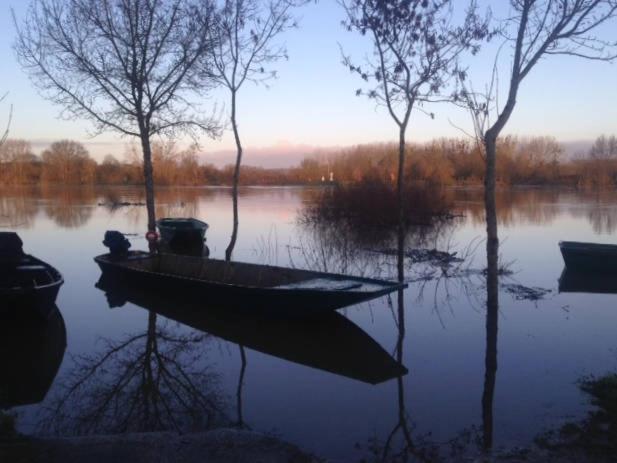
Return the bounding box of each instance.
[94,251,407,314]
[0,232,63,311]
[559,241,617,273]
[157,217,208,244]
[559,267,617,294]
[0,304,66,408]
[156,218,210,256]
[96,274,407,384]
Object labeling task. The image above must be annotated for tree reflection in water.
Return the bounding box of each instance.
[353,184,502,461]
[0,189,40,229]
[296,197,460,281]
[482,237,498,454]
[359,226,440,463]
[236,344,248,429]
[43,186,96,228]
[40,311,228,436]
[368,289,439,463]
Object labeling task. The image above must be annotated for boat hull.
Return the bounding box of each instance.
[559,241,617,273]
[94,252,406,315]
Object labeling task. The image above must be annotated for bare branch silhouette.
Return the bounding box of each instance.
[39,312,228,435]
[455,1,617,307]
[340,0,490,280]
[14,0,221,231]
[206,0,308,260]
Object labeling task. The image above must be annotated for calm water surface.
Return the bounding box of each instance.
[2,186,617,461]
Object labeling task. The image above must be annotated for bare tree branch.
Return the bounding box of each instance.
[207,0,309,261]
[455,0,617,292]
[340,0,490,280]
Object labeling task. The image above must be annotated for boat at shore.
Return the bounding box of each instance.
[0,232,63,312]
[94,251,406,314]
[96,273,407,384]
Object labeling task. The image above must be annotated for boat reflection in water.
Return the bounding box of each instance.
[96,274,408,385]
[559,267,617,294]
[0,304,66,409]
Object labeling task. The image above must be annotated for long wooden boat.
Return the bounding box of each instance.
[0,304,66,408]
[94,251,407,314]
[96,274,407,384]
[558,267,617,294]
[559,241,617,273]
[0,233,63,311]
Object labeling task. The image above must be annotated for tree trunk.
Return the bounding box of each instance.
[397,125,406,283]
[140,132,156,233]
[482,134,499,452]
[484,134,499,274]
[225,89,243,261]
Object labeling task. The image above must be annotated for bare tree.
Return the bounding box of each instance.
[0,139,37,184]
[14,0,220,232]
[0,92,11,148]
[41,139,94,183]
[458,0,617,286]
[341,0,489,279]
[210,0,308,261]
[590,134,617,160]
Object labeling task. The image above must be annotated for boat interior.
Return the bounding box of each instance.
[121,253,324,288]
[116,253,388,291]
[0,256,59,290]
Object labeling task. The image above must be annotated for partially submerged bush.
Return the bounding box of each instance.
[304,175,454,230]
[299,176,457,252]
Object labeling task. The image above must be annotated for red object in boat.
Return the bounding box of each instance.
[145,231,159,243]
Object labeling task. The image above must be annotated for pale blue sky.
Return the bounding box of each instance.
[1,1,616,163]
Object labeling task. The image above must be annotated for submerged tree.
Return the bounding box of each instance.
[340,0,490,279]
[14,0,220,232]
[458,0,617,293]
[210,0,307,260]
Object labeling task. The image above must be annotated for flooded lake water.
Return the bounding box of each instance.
[2,185,617,461]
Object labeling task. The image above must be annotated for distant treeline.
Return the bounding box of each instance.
[1,135,616,188]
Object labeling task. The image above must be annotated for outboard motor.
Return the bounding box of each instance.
[0,232,25,266]
[102,231,131,256]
